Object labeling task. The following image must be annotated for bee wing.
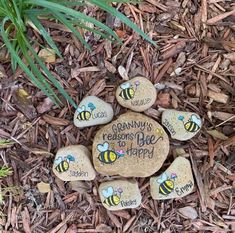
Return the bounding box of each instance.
[157,172,168,184]
[77,107,83,113]
[54,156,63,165]
[102,186,114,197]
[191,115,201,126]
[97,141,109,152]
[120,83,130,89]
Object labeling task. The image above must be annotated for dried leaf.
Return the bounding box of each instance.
[13,88,37,120]
[207,130,228,140]
[37,182,51,193]
[178,206,198,220]
[38,48,56,63]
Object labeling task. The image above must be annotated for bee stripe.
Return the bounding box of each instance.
[82,111,87,120]
[123,90,129,100]
[107,196,114,206]
[160,182,173,195]
[159,185,168,195]
[104,151,109,163]
[128,88,134,99]
[85,111,90,120]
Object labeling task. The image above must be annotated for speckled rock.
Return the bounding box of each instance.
[162,109,202,141]
[99,179,141,210]
[53,145,96,181]
[116,77,157,112]
[92,112,169,177]
[150,157,194,200]
[74,96,114,128]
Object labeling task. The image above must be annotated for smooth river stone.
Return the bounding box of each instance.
[150,156,194,200]
[92,112,169,177]
[99,179,141,210]
[162,110,202,141]
[116,77,157,112]
[74,96,114,128]
[53,145,96,181]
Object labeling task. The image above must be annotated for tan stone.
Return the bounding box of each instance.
[162,109,202,141]
[150,157,194,200]
[99,179,141,210]
[74,96,114,128]
[53,145,96,181]
[116,77,157,112]
[92,112,169,177]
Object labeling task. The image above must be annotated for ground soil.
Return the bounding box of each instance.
[0,1,235,232]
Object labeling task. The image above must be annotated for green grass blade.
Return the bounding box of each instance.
[26,14,62,57]
[1,18,59,105]
[51,10,91,50]
[89,0,156,45]
[21,35,78,109]
[25,0,121,42]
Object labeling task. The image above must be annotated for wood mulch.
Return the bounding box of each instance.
[0,1,235,232]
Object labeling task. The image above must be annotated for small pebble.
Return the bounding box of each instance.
[53,145,96,181]
[162,109,202,141]
[150,156,194,200]
[99,179,141,210]
[74,96,114,128]
[116,77,157,112]
[92,112,169,177]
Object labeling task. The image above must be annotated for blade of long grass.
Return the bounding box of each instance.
[12,0,26,31]
[51,10,91,50]
[27,14,62,57]
[21,34,78,109]
[89,0,156,45]
[24,0,121,42]
[18,35,61,105]
[1,17,60,105]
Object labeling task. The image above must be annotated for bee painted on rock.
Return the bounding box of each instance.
[97,142,125,164]
[102,186,123,207]
[54,155,75,173]
[119,81,140,100]
[76,103,96,121]
[178,114,201,133]
[157,172,177,196]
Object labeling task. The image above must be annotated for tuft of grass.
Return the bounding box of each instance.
[0,166,13,178]
[0,0,155,108]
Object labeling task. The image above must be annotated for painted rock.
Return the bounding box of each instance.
[53,145,96,181]
[150,156,194,200]
[116,77,157,112]
[162,110,202,141]
[99,179,141,210]
[74,96,114,128]
[92,112,169,177]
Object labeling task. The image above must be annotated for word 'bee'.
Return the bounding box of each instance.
[102,186,123,207]
[97,142,125,164]
[178,114,201,133]
[157,172,177,196]
[54,155,75,173]
[119,81,140,101]
[76,103,96,121]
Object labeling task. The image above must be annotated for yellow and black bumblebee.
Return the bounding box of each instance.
[97,142,125,164]
[119,81,140,101]
[76,103,96,121]
[157,172,177,196]
[102,186,123,207]
[178,114,201,133]
[54,155,75,173]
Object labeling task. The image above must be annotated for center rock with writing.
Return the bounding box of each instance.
[92,112,169,177]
